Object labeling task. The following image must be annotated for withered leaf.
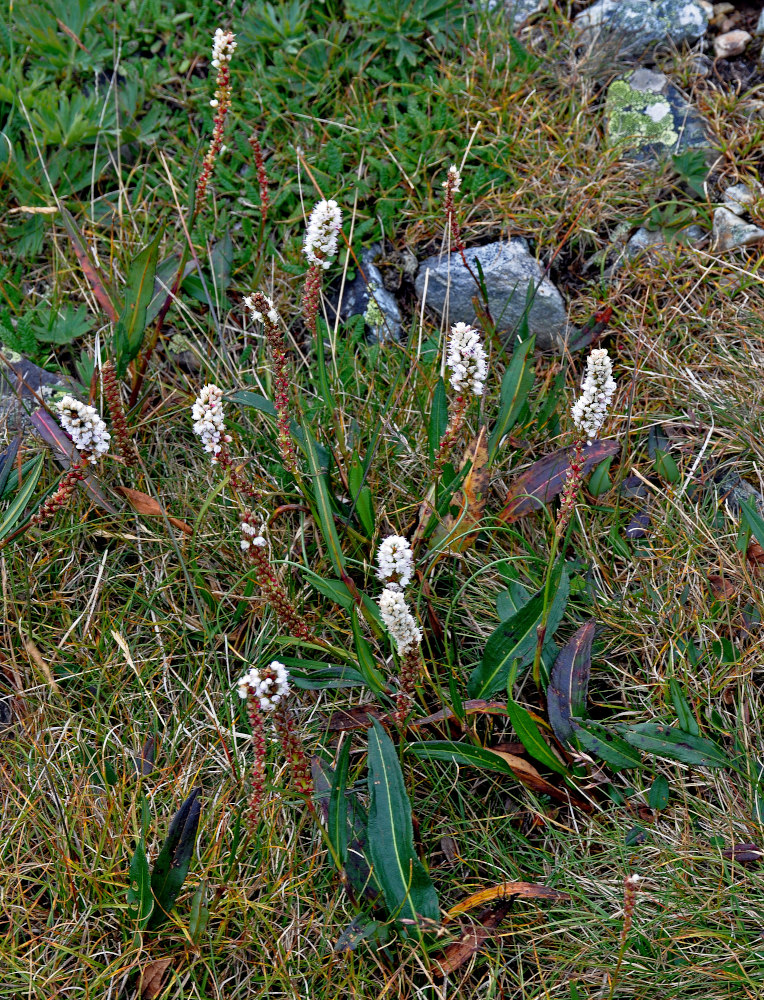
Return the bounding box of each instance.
[117,486,193,535]
[499,440,620,523]
[547,621,596,745]
[140,957,173,999]
[721,843,764,863]
[708,574,739,600]
[431,426,489,554]
[489,746,592,810]
[447,881,570,919]
[433,903,513,975]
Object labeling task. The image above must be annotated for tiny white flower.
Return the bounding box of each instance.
[244,293,281,327]
[446,322,488,397]
[191,383,232,460]
[241,539,251,550]
[236,660,290,711]
[209,98,219,108]
[56,395,110,463]
[211,28,236,65]
[378,588,422,656]
[442,164,461,192]
[303,199,342,269]
[571,348,617,443]
[376,535,415,589]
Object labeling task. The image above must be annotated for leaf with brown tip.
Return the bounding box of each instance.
[547,621,596,745]
[499,440,619,523]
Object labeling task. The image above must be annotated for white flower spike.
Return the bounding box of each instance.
[376,535,415,590]
[211,28,236,68]
[236,660,290,711]
[57,395,110,463]
[446,322,487,397]
[191,383,232,460]
[571,348,617,443]
[378,588,422,656]
[303,200,342,269]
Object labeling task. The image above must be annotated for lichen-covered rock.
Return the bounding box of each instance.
[575,0,709,57]
[505,0,545,28]
[414,240,569,351]
[722,181,763,216]
[624,224,706,258]
[606,68,710,163]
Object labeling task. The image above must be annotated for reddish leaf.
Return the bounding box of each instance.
[433,903,513,975]
[431,426,490,554]
[30,408,118,514]
[117,486,193,535]
[140,957,173,998]
[721,844,764,863]
[708,574,738,600]
[747,540,764,565]
[59,208,119,322]
[547,621,596,745]
[499,440,620,523]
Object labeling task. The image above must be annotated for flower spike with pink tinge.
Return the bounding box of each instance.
[571,348,616,443]
[195,29,236,210]
[191,383,232,462]
[303,200,342,269]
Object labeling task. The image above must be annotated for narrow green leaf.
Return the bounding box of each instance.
[287,664,368,690]
[351,609,388,695]
[0,454,43,541]
[126,839,153,928]
[488,334,535,464]
[428,378,448,464]
[303,570,354,609]
[0,437,20,499]
[588,457,613,496]
[314,317,336,413]
[622,723,729,769]
[329,740,351,866]
[669,679,699,736]
[366,720,439,933]
[468,562,568,699]
[654,449,680,485]
[506,700,568,775]
[210,230,233,292]
[407,740,516,776]
[113,229,163,377]
[648,775,670,810]
[302,427,346,577]
[189,880,209,942]
[571,720,644,772]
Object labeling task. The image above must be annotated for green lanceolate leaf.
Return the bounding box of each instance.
[329,739,351,866]
[571,720,644,772]
[189,880,210,943]
[621,724,730,769]
[0,454,43,542]
[669,679,699,736]
[506,700,568,775]
[366,720,439,934]
[148,787,202,929]
[488,333,535,464]
[351,608,388,695]
[407,740,516,777]
[113,229,163,378]
[302,427,346,578]
[547,621,595,745]
[126,838,153,929]
[428,378,448,464]
[468,561,569,699]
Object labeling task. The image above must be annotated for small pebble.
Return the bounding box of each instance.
[714,30,751,59]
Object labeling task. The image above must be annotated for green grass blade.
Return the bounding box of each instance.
[0,454,43,541]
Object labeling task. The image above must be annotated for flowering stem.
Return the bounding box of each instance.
[395,647,423,727]
[245,695,268,832]
[608,876,641,1000]
[433,394,467,482]
[102,360,139,467]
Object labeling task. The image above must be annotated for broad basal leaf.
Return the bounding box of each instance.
[366,720,439,934]
[547,621,595,745]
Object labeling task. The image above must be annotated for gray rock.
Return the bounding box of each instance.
[713,207,764,251]
[625,223,705,257]
[331,246,402,343]
[575,0,709,58]
[722,181,762,216]
[0,349,76,433]
[714,29,751,59]
[505,0,545,28]
[606,68,711,163]
[414,240,569,351]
